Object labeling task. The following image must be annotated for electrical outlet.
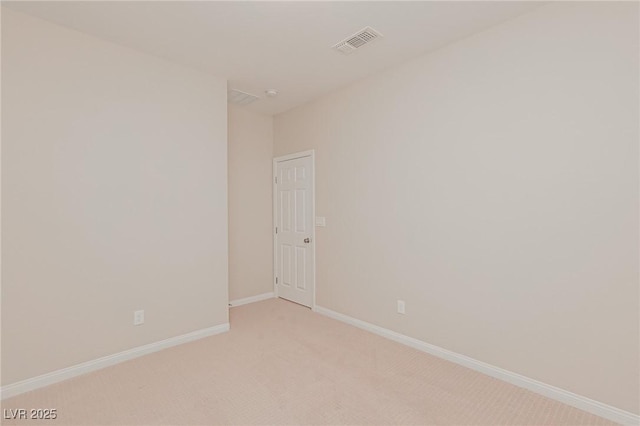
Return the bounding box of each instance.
[133,310,144,325]
[397,300,405,314]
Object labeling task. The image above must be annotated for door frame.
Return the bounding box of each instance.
[272,149,316,309]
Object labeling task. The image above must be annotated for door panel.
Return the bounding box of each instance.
[275,155,314,307]
[295,190,306,233]
[281,244,292,286]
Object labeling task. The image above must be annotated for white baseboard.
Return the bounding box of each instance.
[312,305,639,425]
[229,292,275,307]
[1,323,230,400]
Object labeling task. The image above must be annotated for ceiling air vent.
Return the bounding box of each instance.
[332,27,383,55]
[228,89,259,106]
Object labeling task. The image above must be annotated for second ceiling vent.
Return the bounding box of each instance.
[332,26,383,55]
[228,88,259,106]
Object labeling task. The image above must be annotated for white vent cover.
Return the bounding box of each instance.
[332,27,383,55]
[228,89,259,106]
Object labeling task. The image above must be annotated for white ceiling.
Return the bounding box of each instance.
[4,1,542,116]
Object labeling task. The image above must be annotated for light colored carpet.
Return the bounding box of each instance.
[2,298,614,425]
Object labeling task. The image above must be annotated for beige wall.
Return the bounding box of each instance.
[275,2,639,415]
[1,9,229,385]
[228,105,274,301]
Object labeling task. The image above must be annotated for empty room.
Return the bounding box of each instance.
[1,1,638,425]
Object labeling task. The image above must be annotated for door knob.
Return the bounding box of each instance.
[304,237,311,243]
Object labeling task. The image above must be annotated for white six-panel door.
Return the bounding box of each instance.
[274,153,314,307]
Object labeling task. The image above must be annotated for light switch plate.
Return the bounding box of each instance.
[134,310,145,325]
[315,217,326,227]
